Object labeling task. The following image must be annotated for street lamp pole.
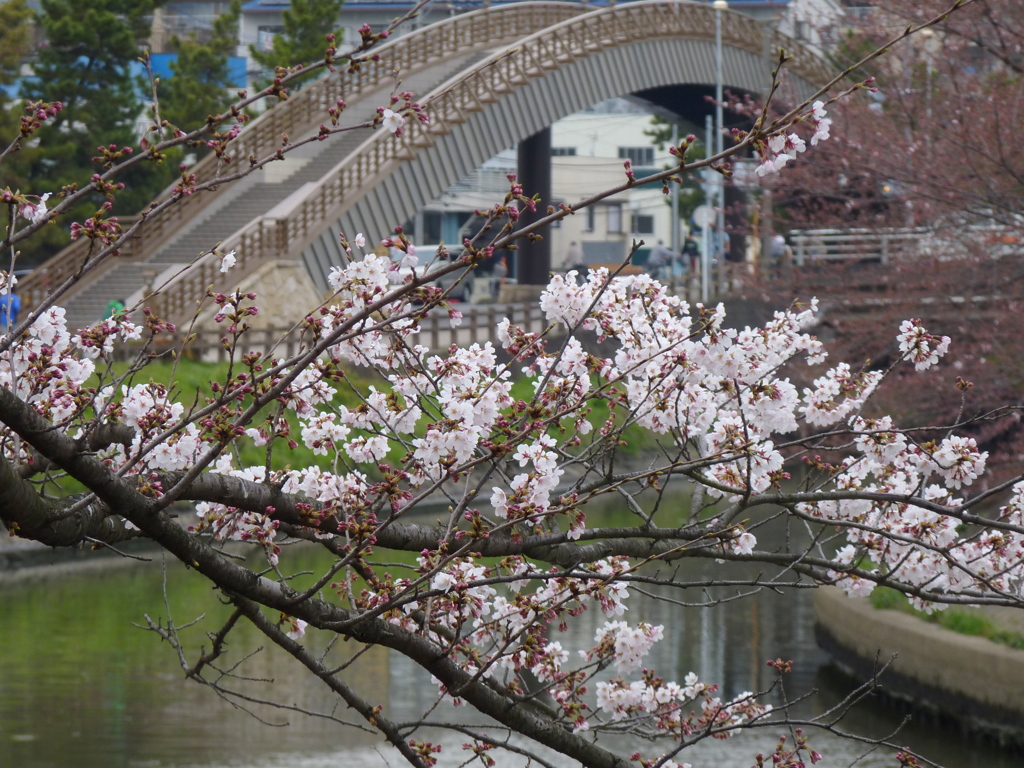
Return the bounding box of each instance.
[713,0,728,273]
[670,123,679,295]
[920,27,935,121]
[702,114,712,305]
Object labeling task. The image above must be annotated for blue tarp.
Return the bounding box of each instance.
[4,54,248,101]
[139,54,248,89]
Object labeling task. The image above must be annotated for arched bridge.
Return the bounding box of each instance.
[22,1,833,328]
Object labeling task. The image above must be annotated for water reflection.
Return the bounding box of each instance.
[0,541,1016,767]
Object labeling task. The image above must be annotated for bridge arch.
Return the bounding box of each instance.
[292,1,832,288]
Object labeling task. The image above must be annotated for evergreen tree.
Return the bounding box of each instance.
[0,0,34,161]
[161,1,242,132]
[0,0,31,96]
[249,0,343,85]
[643,115,707,223]
[13,0,171,265]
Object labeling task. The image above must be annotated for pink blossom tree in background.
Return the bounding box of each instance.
[758,0,1024,476]
[1,2,1019,767]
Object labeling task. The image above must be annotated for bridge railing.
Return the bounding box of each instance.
[146,1,833,324]
[789,228,926,265]
[287,0,829,258]
[20,2,588,315]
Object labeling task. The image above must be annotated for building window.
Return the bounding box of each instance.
[422,211,443,243]
[607,203,623,234]
[257,26,284,52]
[586,206,595,232]
[551,147,577,156]
[631,214,655,235]
[618,146,654,167]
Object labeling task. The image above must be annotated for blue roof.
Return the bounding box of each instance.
[242,0,289,9]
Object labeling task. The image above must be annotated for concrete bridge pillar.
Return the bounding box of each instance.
[515,126,552,287]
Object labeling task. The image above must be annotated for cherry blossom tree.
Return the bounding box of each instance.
[755,0,1024,473]
[2,2,1019,767]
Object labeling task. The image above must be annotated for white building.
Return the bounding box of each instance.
[774,0,845,52]
[547,107,680,268]
[413,100,681,274]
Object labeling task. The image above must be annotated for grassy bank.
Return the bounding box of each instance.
[87,357,662,476]
[869,586,1024,651]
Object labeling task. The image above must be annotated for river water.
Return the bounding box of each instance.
[0,539,1016,768]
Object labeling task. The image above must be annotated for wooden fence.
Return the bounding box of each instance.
[113,301,550,363]
[111,269,762,363]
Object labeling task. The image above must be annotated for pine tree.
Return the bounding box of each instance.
[13,0,172,265]
[0,0,31,94]
[0,0,34,167]
[249,0,343,86]
[161,0,242,131]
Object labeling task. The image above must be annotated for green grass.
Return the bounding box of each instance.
[89,357,378,472]
[868,585,906,611]
[869,586,1024,651]
[79,357,663,479]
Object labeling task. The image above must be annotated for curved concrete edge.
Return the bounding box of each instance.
[0,538,165,585]
[814,587,1024,751]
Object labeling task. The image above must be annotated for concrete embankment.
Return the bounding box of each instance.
[814,587,1024,751]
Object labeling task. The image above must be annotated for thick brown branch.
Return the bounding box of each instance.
[0,450,141,547]
[18,421,135,479]
[159,469,717,563]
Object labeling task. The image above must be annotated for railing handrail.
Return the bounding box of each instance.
[20,2,589,314]
[789,227,928,238]
[788,226,927,265]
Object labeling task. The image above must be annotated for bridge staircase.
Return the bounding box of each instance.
[20,2,589,330]
[58,52,490,329]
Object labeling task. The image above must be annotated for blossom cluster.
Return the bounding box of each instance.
[809,424,1001,607]
[170,259,1005,618]
[755,100,832,177]
[19,192,50,226]
[0,306,96,428]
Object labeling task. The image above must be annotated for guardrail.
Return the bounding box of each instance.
[147,1,833,324]
[19,2,588,315]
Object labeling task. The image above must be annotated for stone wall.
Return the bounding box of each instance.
[814,587,1024,751]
